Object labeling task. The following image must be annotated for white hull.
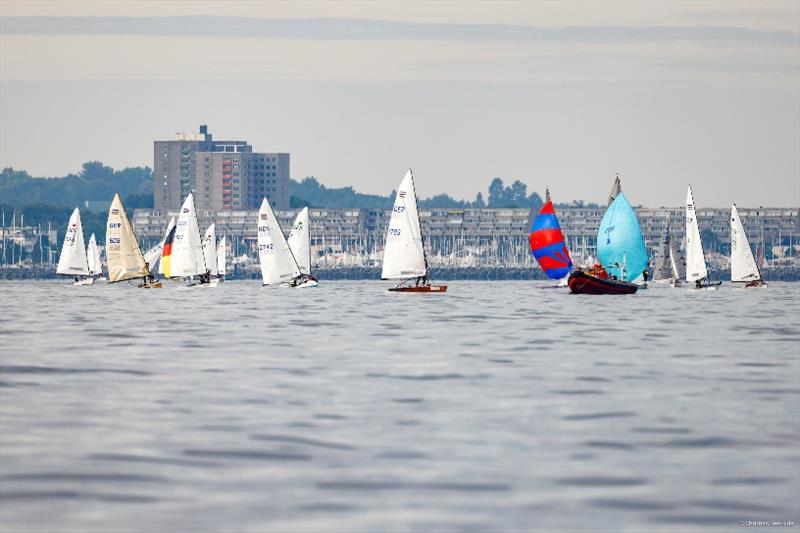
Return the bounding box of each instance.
[690,285,719,291]
[278,279,319,288]
[71,277,95,286]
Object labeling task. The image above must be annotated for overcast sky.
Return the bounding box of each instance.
[1,1,798,207]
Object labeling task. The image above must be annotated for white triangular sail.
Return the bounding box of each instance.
[106,193,149,283]
[143,243,163,270]
[57,208,90,276]
[381,169,427,280]
[86,233,102,276]
[216,236,227,277]
[257,197,301,285]
[202,223,218,276]
[685,185,709,283]
[287,207,311,276]
[730,204,761,283]
[158,216,177,276]
[170,193,207,278]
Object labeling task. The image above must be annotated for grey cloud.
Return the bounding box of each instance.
[1,16,797,46]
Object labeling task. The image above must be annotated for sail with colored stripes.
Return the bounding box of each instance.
[529,200,573,280]
[597,192,648,282]
[158,217,177,277]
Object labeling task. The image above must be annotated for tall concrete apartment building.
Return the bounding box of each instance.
[153,125,290,211]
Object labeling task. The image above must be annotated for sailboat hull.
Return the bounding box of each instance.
[568,271,638,295]
[71,277,95,286]
[389,285,447,293]
[189,279,220,288]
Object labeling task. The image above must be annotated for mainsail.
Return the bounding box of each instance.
[202,223,218,277]
[652,228,671,281]
[257,197,301,285]
[597,192,648,282]
[57,208,90,276]
[158,216,177,277]
[381,169,427,280]
[685,185,709,283]
[86,233,102,276]
[170,193,207,278]
[143,243,164,271]
[216,236,227,277]
[608,174,622,206]
[529,200,573,280]
[106,193,149,282]
[287,207,312,276]
[731,204,762,283]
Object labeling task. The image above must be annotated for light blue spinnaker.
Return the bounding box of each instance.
[597,192,648,282]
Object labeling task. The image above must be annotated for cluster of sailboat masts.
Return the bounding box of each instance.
[57,170,765,294]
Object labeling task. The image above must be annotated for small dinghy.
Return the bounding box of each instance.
[106,194,161,288]
[381,169,446,293]
[57,208,94,286]
[258,198,318,288]
[568,267,639,295]
[287,207,319,288]
[569,188,646,295]
[730,204,767,288]
[685,186,722,290]
[169,194,216,288]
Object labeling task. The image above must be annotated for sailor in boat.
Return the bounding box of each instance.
[415,275,429,287]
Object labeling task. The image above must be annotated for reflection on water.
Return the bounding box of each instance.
[1,280,798,531]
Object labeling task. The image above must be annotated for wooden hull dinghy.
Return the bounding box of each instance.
[685,186,723,291]
[381,169,447,294]
[389,282,447,293]
[568,269,638,295]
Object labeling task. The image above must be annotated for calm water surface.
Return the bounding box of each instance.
[1,280,798,532]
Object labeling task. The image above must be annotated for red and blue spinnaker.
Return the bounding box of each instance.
[530,201,573,280]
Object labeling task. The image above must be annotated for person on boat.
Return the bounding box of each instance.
[74,276,79,283]
[642,269,649,283]
[695,280,702,289]
[588,264,609,280]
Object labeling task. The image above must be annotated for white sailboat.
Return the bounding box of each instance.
[731,204,766,288]
[86,233,104,280]
[56,208,93,286]
[170,193,214,287]
[106,193,160,287]
[287,207,318,285]
[381,169,447,292]
[202,222,219,280]
[216,235,227,281]
[685,185,721,290]
[257,197,316,288]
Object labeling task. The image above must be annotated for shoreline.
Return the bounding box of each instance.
[3,265,800,282]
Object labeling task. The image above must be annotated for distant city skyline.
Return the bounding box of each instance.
[1,1,798,207]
